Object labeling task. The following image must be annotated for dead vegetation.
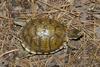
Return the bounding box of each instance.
[0,0,100,67]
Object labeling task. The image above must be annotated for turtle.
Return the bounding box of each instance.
[19,17,83,55]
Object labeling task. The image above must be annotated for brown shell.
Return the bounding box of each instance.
[21,18,67,54]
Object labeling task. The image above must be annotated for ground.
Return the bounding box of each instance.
[0,0,100,67]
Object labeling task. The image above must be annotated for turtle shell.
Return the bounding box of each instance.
[21,18,67,54]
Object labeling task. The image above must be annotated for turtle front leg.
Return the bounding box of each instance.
[63,42,78,52]
[63,34,78,51]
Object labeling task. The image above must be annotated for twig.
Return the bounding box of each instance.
[0,16,12,20]
[37,0,67,12]
[0,49,19,58]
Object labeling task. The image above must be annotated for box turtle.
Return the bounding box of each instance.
[21,18,83,55]
[21,18,68,55]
